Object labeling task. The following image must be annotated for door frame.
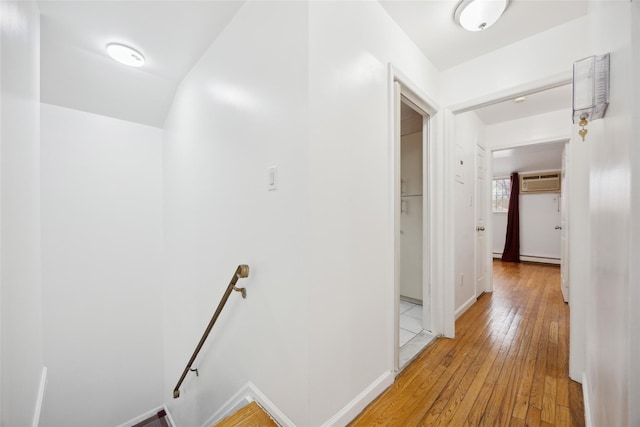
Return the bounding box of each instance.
[475,143,490,296]
[450,73,572,296]
[388,64,452,372]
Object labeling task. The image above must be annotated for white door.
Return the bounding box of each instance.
[560,145,569,302]
[475,144,488,296]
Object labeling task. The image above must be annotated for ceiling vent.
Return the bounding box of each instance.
[520,172,561,194]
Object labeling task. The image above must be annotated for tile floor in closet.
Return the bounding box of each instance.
[399,298,436,368]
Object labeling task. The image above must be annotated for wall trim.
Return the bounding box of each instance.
[455,295,477,320]
[582,373,593,427]
[321,370,394,427]
[116,405,175,427]
[32,367,48,427]
[202,382,295,427]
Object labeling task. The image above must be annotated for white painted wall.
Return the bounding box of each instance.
[485,109,571,151]
[308,2,442,424]
[567,132,590,382]
[163,3,310,426]
[40,104,164,426]
[0,2,44,425]
[492,212,507,255]
[582,1,637,425]
[442,17,592,108]
[630,3,640,424]
[453,112,484,316]
[400,132,423,301]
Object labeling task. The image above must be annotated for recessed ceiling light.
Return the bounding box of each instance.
[454,0,510,32]
[106,43,145,67]
[514,96,527,103]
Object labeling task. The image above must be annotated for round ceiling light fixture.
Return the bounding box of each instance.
[454,0,510,32]
[513,96,527,103]
[106,43,145,67]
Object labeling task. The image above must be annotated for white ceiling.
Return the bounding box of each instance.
[38,1,245,127]
[36,0,587,128]
[379,0,588,71]
[473,84,572,125]
[492,141,565,178]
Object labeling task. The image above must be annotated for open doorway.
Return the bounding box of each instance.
[393,77,435,371]
[450,77,588,383]
[452,82,572,300]
[491,142,566,266]
[395,91,436,370]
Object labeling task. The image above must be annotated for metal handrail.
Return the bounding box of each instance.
[173,264,250,398]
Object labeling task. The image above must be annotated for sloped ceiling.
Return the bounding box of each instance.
[37,0,587,128]
[38,1,245,128]
[379,0,588,71]
[493,142,565,178]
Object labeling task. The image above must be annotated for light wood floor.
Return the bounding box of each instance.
[350,260,584,427]
[215,401,277,427]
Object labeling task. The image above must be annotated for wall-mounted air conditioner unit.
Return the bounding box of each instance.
[520,171,561,194]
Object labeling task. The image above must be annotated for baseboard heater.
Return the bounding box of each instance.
[492,253,560,265]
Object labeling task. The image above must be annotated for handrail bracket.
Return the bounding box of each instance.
[233,286,247,299]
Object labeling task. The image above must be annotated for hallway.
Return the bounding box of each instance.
[351,260,584,426]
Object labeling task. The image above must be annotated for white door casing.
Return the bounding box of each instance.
[475,144,489,296]
[560,144,569,302]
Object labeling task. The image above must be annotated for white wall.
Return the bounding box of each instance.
[40,104,164,427]
[567,132,590,382]
[0,2,44,425]
[630,2,640,424]
[493,212,507,255]
[442,17,591,107]
[400,132,423,301]
[163,3,310,425]
[485,109,571,150]
[583,1,637,425]
[308,2,442,424]
[453,112,484,316]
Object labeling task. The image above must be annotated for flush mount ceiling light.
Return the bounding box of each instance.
[513,96,527,103]
[106,43,145,67]
[454,0,510,32]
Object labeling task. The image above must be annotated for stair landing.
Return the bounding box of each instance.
[215,401,277,427]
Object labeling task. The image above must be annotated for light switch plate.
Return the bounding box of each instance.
[267,166,278,191]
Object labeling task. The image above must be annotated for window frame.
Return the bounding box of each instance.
[492,177,511,213]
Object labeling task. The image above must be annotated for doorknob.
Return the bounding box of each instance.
[555,225,562,230]
[476,226,485,232]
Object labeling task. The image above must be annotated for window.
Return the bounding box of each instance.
[492,178,510,212]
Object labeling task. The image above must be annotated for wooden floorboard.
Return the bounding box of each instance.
[350,260,585,427]
[214,401,277,427]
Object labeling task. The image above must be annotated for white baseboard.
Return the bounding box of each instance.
[455,295,477,320]
[116,405,174,427]
[582,373,593,427]
[202,382,295,427]
[32,367,48,427]
[321,370,394,427]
